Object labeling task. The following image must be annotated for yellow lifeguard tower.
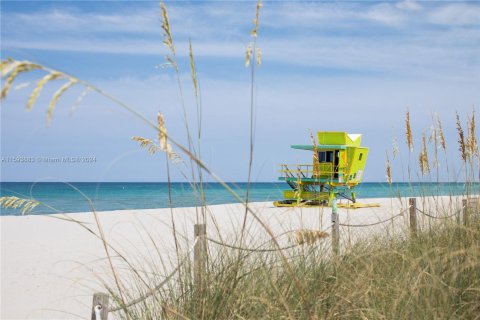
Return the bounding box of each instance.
[275,131,375,208]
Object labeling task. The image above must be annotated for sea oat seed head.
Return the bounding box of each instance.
[1,59,20,77]
[160,2,175,56]
[436,114,446,151]
[251,0,262,38]
[46,78,78,126]
[456,112,467,161]
[1,61,41,100]
[405,110,413,151]
[245,44,252,67]
[466,110,478,159]
[419,133,430,175]
[28,72,63,111]
[132,136,157,155]
[256,47,262,65]
[386,152,392,186]
[189,40,199,99]
[0,196,40,215]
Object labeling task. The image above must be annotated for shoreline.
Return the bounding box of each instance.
[1,196,468,319]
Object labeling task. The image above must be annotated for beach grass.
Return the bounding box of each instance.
[102,209,479,320]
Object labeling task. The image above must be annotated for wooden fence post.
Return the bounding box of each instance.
[331,199,339,256]
[194,223,207,292]
[91,292,109,320]
[409,198,417,236]
[463,199,469,226]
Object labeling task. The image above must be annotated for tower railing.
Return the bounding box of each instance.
[278,164,344,179]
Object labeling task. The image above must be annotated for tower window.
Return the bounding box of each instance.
[318,151,334,163]
[359,153,363,161]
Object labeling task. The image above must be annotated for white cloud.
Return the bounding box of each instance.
[261,2,409,28]
[2,3,479,85]
[10,9,160,34]
[429,3,480,26]
[2,5,247,40]
[363,3,406,25]
[5,31,478,82]
[396,0,422,12]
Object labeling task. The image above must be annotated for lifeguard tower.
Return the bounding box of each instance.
[274,131,376,208]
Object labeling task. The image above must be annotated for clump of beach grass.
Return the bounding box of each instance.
[104,217,480,320]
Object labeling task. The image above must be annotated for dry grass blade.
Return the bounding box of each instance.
[1,61,41,99]
[0,196,40,215]
[405,110,413,151]
[27,72,63,111]
[456,112,467,161]
[290,229,329,246]
[419,133,430,175]
[46,78,78,126]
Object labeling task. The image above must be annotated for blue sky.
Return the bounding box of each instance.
[1,0,479,182]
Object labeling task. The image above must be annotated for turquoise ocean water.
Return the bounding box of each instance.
[0,182,473,216]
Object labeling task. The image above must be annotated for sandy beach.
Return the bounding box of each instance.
[1,196,465,319]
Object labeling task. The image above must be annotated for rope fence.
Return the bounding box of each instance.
[416,206,464,220]
[339,206,410,228]
[90,196,478,320]
[92,237,199,318]
[207,237,302,252]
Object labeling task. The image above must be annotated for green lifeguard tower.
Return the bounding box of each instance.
[274,131,375,208]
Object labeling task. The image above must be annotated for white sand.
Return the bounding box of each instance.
[1,196,465,319]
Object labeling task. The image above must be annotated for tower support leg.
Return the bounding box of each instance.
[296,181,302,205]
[351,190,357,203]
[328,188,335,206]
